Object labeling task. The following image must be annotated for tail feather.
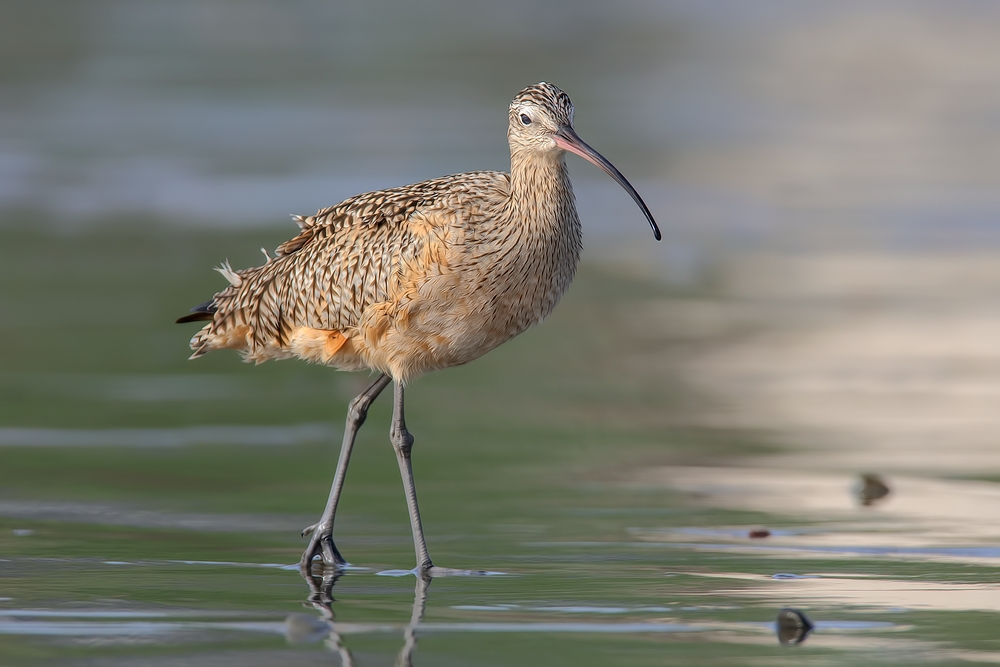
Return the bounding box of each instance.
[175,299,217,324]
[188,343,210,360]
[178,254,285,361]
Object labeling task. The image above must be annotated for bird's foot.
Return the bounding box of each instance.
[299,523,347,570]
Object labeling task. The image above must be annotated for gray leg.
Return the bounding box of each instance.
[302,373,392,569]
[390,381,433,570]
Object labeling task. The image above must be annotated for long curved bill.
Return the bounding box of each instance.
[554,125,661,241]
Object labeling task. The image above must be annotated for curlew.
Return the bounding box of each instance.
[177,82,660,572]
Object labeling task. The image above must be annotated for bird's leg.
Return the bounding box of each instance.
[389,381,434,571]
[301,373,392,569]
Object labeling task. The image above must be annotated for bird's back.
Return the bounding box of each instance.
[186,170,528,380]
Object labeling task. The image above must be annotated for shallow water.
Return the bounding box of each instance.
[0,547,916,665]
[0,528,992,664]
[5,3,1000,664]
[1,231,1000,666]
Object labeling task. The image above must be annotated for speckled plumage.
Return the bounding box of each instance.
[186,83,584,384]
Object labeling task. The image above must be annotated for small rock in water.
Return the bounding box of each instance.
[748,528,771,539]
[855,473,890,506]
[776,607,814,645]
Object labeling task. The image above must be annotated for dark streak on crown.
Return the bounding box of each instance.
[511,82,574,125]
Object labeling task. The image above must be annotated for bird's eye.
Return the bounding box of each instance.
[520,113,531,125]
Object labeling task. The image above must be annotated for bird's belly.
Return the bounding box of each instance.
[357,273,563,384]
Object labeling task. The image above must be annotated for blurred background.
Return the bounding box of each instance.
[3,1,1000,664]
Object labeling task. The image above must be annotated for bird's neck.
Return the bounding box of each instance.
[507,148,579,237]
[487,146,582,327]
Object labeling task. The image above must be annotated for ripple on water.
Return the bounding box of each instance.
[0,612,902,642]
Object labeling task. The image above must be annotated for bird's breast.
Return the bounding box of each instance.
[358,207,581,383]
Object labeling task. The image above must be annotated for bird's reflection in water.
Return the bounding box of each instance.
[290,563,430,667]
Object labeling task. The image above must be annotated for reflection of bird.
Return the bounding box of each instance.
[177,82,660,571]
[296,567,430,666]
[855,473,891,506]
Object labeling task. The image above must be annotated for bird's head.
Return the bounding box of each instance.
[508,82,575,152]
[508,82,661,241]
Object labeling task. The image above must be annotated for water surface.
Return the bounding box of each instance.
[4,2,1000,664]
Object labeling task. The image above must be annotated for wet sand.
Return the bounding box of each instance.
[680,251,1000,474]
[633,251,1000,614]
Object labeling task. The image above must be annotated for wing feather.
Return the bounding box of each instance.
[182,171,510,362]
